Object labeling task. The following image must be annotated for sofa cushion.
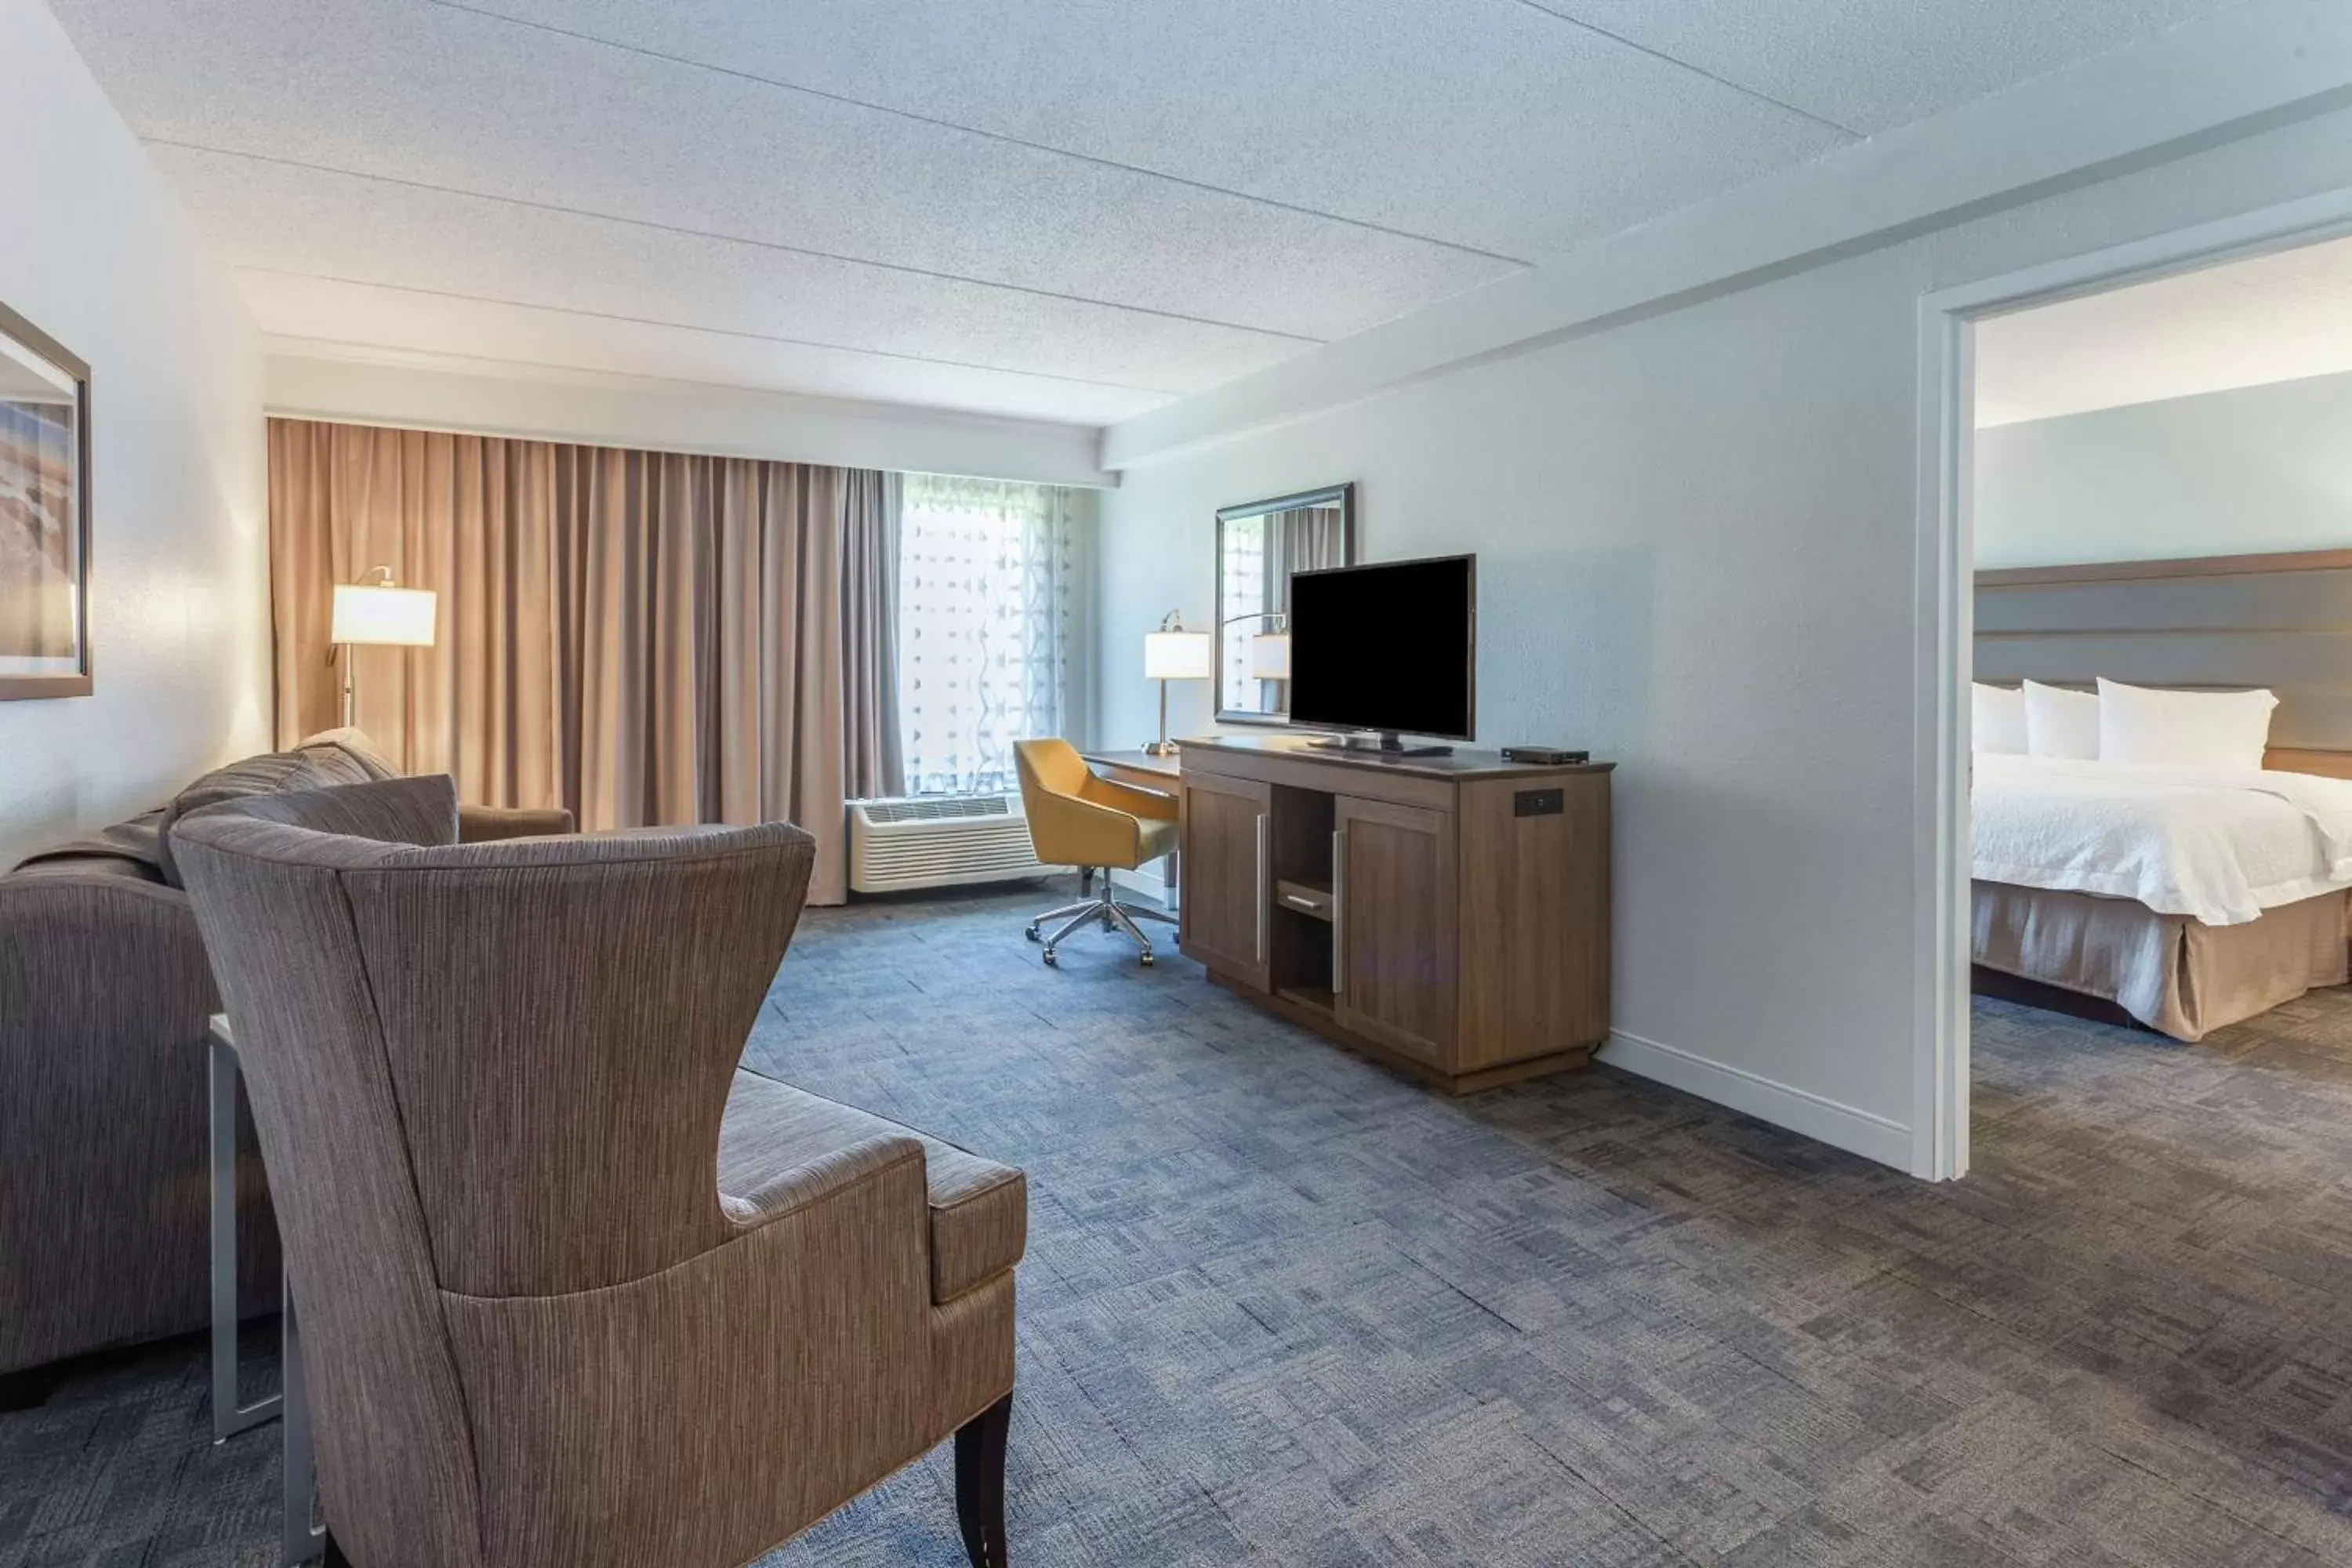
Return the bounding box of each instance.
[718,1069,1025,1305]
[292,728,405,780]
[156,739,400,887]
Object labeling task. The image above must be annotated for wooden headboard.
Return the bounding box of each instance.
[1975,547,2352,779]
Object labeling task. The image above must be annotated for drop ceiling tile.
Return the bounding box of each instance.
[1531,0,2239,135]
[147,143,1305,397]
[53,0,1515,343]
[252,274,1171,426]
[449,0,1853,261]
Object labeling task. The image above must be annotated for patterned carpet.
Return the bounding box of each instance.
[11,883,2352,1566]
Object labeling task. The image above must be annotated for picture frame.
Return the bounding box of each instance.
[0,300,92,700]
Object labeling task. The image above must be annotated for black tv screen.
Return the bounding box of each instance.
[1288,555,1475,741]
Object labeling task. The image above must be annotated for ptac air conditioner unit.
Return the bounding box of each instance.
[848,793,1060,893]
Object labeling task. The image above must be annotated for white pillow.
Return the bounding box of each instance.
[1971,683,2027,754]
[2024,680,2100,760]
[2096,677,2278,771]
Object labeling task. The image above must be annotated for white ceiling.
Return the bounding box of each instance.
[1976,233,2352,427]
[53,0,2242,426]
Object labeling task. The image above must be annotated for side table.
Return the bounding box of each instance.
[208,1014,328,1565]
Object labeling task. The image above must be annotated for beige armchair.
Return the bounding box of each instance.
[171,775,1023,1568]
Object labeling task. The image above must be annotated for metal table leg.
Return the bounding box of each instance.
[209,1016,328,1564]
[209,1022,282,1442]
[282,1286,328,1565]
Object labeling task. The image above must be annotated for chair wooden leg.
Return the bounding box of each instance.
[953,1392,1011,1568]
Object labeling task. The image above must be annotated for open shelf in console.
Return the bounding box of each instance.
[1266,782,1339,1002]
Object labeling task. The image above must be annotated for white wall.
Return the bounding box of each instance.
[1976,370,2352,569]
[1098,91,2352,1167]
[268,352,1116,489]
[0,0,266,870]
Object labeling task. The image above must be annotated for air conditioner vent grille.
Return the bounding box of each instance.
[849,792,1059,893]
[858,795,1012,825]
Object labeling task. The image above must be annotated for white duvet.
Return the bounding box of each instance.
[1971,753,2352,927]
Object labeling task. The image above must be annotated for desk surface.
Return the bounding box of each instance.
[1080,747,1182,779]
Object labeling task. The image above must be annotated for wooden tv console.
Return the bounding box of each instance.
[1174,735,1613,1094]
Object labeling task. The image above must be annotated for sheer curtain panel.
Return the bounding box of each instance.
[896,474,1077,796]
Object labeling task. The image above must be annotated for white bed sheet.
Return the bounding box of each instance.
[1971,753,2352,927]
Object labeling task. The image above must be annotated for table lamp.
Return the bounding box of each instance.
[330,565,437,728]
[1245,611,1290,682]
[1218,608,1292,688]
[1142,609,1212,756]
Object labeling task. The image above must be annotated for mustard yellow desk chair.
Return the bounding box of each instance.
[1014,738,1179,967]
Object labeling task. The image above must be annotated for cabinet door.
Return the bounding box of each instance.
[1334,796,1457,1066]
[1179,771,1272,989]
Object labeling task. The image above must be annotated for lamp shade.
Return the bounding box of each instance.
[1250,631,1291,681]
[1143,629,1213,681]
[331,583,438,647]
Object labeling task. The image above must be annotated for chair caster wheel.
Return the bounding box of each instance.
[1042,951,1058,967]
[1025,924,1040,942]
[1139,953,1154,967]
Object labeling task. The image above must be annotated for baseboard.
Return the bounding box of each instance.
[1597,1030,1912,1171]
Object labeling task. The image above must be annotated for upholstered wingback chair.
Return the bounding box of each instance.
[172,776,1024,1568]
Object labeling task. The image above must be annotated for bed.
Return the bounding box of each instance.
[1971,753,2352,1038]
[1972,549,2352,1040]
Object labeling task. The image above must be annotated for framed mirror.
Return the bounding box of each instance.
[1214,483,1354,724]
[0,301,92,700]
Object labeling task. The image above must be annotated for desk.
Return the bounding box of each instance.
[1079,748,1181,908]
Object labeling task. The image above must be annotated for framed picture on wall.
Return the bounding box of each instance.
[0,302,92,699]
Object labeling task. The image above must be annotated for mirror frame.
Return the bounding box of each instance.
[1213,482,1355,726]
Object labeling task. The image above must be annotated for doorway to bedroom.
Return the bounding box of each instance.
[1927,209,2352,1188]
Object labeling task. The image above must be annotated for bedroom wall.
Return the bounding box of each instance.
[0,1,267,870]
[1976,369,2352,570]
[1096,84,2352,1168]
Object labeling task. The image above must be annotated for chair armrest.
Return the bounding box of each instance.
[721,1133,927,1234]
[440,1131,940,1567]
[1081,776,1178,822]
[0,871,214,1040]
[458,804,576,843]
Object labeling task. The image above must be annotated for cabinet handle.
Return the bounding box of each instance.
[1331,827,1346,996]
[1254,812,1269,965]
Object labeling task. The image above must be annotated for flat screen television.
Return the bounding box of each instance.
[1287,554,1475,752]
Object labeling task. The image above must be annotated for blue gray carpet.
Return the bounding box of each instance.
[9,883,2352,1566]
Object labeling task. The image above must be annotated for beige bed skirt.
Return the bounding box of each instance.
[1972,882,2350,1041]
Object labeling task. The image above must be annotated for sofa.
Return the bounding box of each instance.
[0,731,572,1394]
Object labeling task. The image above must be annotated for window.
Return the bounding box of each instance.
[897,474,1077,795]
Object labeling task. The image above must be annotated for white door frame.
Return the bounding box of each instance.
[1911,186,2352,1180]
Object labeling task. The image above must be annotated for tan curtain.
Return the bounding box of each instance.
[267,419,902,904]
[839,470,904,800]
